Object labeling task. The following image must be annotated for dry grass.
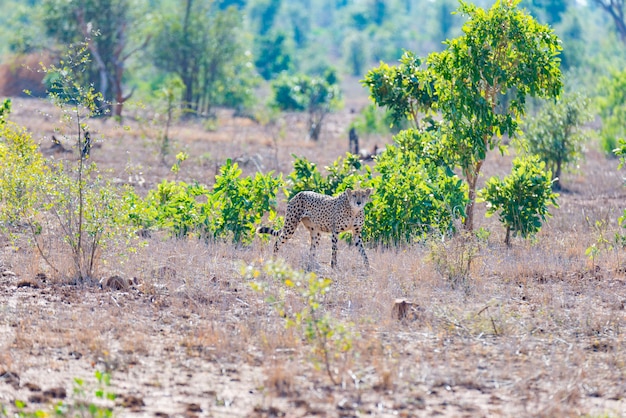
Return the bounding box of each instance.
[1,88,626,417]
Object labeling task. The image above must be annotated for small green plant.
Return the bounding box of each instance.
[170,151,188,179]
[34,42,138,281]
[519,92,593,190]
[480,155,559,247]
[585,217,617,271]
[5,371,115,417]
[245,259,357,385]
[429,229,481,289]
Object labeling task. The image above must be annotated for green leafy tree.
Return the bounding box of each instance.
[271,70,341,141]
[42,0,149,118]
[428,0,562,231]
[364,0,562,232]
[598,70,626,157]
[344,32,369,77]
[362,51,436,130]
[521,93,593,190]
[152,1,258,117]
[480,155,558,246]
[287,1,311,47]
[249,0,282,35]
[254,31,293,80]
[41,44,137,281]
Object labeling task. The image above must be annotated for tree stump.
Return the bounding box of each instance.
[391,298,414,321]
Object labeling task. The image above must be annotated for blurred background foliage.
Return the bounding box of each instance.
[0,0,624,114]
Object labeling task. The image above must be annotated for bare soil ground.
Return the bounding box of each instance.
[2,83,626,417]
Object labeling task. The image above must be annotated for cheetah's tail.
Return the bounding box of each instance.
[257,226,280,237]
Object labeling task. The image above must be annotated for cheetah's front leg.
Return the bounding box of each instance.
[353,230,369,269]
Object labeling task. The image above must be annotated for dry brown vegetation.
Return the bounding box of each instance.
[1,83,626,417]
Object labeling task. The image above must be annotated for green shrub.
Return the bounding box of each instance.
[364,129,467,246]
[0,121,49,229]
[45,161,138,279]
[209,160,283,244]
[480,155,558,246]
[286,153,370,198]
[285,155,330,197]
[0,99,10,123]
[0,116,135,281]
[127,160,282,244]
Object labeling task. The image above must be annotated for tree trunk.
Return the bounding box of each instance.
[309,110,326,141]
[553,160,562,191]
[464,187,475,232]
[181,0,195,114]
[463,161,482,232]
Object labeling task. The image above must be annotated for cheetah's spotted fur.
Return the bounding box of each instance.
[257,189,372,269]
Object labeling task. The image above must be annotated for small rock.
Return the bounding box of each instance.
[24,382,41,391]
[100,275,129,291]
[43,387,66,399]
[17,279,39,289]
[0,370,20,389]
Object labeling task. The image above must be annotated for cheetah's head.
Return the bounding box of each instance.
[346,188,373,212]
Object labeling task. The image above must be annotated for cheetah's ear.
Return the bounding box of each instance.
[364,188,373,197]
[345,189,352,197]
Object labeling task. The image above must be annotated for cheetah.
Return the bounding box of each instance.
[257,189,372,269]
